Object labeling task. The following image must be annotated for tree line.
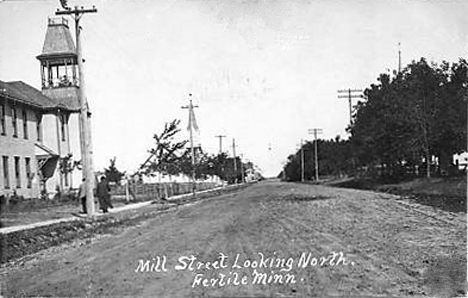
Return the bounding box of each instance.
[103,120,259,185]
[282,58,467,182]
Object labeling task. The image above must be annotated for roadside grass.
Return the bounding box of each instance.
[0,191,157,214]
[0,203,174,265]
[0,183,251,264]
[329,176,467,213]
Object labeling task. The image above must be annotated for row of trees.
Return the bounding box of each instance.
[101,120,258,185]
[282,136,354,181]
[283,58,467,182]
[116,120,256,184]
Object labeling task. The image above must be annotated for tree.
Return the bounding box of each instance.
[104,157,125,185]
[58,153,81,189]
[282,57,467,182]
[141,119,188,178]
[209,152,229,180]
[282,137,355,181]
[350,58,467,180]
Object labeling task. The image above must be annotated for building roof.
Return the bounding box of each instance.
[37,17,76,60]
[0,80,77,112]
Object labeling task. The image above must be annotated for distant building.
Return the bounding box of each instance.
[0,17,83,199]
[453,152,468,171]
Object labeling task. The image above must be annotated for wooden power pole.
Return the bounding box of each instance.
[240,153,245,184]
[181,93,198,196]
[308,128,322,181]
[215,135,226,154]
[297,139,305,182]
[337,88,363,126]
[56,5,97,216]
[398,42,402,73]
[232,138,237,184]
[300,139,304,182]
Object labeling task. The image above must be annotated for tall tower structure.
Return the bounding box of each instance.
[36,17,80,109]
[36,17,82,191]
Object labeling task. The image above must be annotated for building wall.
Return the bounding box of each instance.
[0,99,41,198]
[0,96,81,198]
[42,111,79,194]
[42,87,81,192]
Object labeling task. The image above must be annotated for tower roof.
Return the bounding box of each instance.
[37,17,76,60]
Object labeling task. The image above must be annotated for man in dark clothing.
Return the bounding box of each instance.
[77,178,87,213]
[96,176,112,213]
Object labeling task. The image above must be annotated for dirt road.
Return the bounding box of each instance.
[2,181,466,297]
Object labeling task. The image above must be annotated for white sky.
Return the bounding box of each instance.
[0,0,467,177]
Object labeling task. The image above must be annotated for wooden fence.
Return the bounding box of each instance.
[112,181,220,201]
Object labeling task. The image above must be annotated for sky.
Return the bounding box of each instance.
[0,0,467,177]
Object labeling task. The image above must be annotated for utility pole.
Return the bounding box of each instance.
[215,135,226,154]
[56,5,97,216]
[398,42,402,73]
[240,153,245,183]
[337,88,363,126]
[232,138,237,184]
[181,93,198,196]
[300,139,304,182]
[308,128,322,182]
[297,140,304,182]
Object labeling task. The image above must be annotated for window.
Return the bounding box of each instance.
[64,172,69,187]
[23,110,28,139]
[36,113,42,141]
[60,113,66,142]
[25,157,32,189]
[3,156,9,189]
[14,156,20,188]
[12,106,17,137]
[0,102,5,135]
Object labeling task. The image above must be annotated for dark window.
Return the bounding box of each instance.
[3,156,9,189]
[60,113,66,142]
[12,106,17,137]
[23,110,28,139]
[25,157,32,189]
[0,102,5,135]
[64,172,69,187]
[36,113,42,141]
[14,156,20,188]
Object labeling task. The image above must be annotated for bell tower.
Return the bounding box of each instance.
[36,17,79,110]
[36,16,82,192]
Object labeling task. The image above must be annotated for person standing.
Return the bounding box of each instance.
[77,178,87,213]
[97,176,112,213]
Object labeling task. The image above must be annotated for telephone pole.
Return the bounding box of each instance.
[308,128,322,181]
[398,42,402,73]
[181,93,198,195]
[337,88,363,126]
[240,153,245,183]
[301,139,305,182]
[56,5,97,216]
[232,138,237,184]
[215,135,226,154]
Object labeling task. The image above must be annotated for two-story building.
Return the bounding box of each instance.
[0,17,83,199]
